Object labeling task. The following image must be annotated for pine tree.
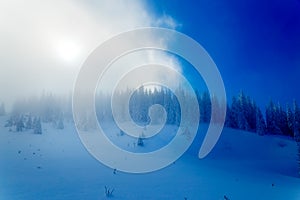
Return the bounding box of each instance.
[256,107,266,135]
[211,95,220,124]
[33,117,42,134]
[228,96,239,129]
[266,100,281,134]
[57,117,64,129]
[298,145,300,177]
[26,115,33,129]
[236,92,249,130]
[294,101,300,176]
[276,103,289,136]
[238,92,249,130]
[5,116,13,127]
[286,104,294,137]
[201,92,211,123]
[16,115,24,132]
[294,101,300,139]
[295,121,300,177]
[56,113,64,130]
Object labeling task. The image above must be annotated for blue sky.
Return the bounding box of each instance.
[148,0,300,107]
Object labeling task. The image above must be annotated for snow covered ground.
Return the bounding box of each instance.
[0,115,300,200]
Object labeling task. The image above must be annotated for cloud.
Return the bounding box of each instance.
[153,14,182,30]
[0,0,180,108]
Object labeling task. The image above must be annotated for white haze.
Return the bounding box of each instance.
[0,0,180,109]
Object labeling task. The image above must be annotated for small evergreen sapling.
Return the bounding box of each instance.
[137,131,145,146]
[57,117,64,130]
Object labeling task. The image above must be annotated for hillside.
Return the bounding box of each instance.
[0,116,300,200]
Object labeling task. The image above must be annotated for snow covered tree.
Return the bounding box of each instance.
[228,92,251,131]
[33,117,42,134]
[293,101,300,176]
[237,92,248,130]
[295,121,300,177]
[276,104,290,136]
[211,95,221,124]
[286,104,295,137]
[228,96,239,129]
[200,92,211,123]
[298,145,300,177]
[256,107,266,135]
[266,101,282,134]
[16,115,24,132]
[294,101,300,139]
[4,116,13,128]
[25,115,33,129]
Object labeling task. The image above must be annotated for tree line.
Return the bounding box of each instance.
[2,89,300,139]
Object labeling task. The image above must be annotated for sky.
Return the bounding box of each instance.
[0,0,178,109]
[0,0,299,109]
[149,0,300,107]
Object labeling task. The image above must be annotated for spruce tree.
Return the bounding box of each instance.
[294,101,300,176]
[228,96,239,129]
[256,107,266,135]
[16,115,24,132]
[200,92,211,123]
[237,92,249,130]
[34,117,42,134]
[266,100,281,134]
[26,115,33,129]
[286,104,294,137]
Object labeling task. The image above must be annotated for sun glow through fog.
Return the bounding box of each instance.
[56,39,81,63]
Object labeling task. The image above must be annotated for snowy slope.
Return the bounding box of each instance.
[0,116,300,200]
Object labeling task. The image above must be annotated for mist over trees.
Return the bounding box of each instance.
[4,93,71,133]
[4,89,300,139]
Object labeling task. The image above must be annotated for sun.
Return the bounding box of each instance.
[56,39,81,63]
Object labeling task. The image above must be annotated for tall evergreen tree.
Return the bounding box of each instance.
[286,104,294,137]
[294,101,300,138]
[236,92,249,130]
[266,100,281,134]
[200,92,211,123]
[228,96,239,129]
[256,107,266,135]
[26,115,33,129]
[293,101,300,176]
